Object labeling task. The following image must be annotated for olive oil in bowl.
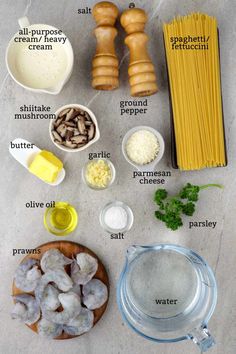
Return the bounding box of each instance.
[44,202,78,236]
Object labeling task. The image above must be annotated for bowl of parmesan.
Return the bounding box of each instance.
[122,126,165,171]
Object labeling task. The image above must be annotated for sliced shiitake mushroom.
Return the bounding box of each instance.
[66,109,80,122]
[71,135,87,144]
[64,141,78,149]
[57,124,67,138]
[73,131,80,136]
[64,121,76,127]
[78,117,86,135]
[54,116,64,128]
[88,125,95,141]
[65,130,74,140]
[84,111,91,120]
[66,126,76,132]
[59,108,70,117]
[52,130,63,142]
[77,109,85,116]
[52,107,96,149]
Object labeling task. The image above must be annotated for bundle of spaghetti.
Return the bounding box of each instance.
[163,13,226,170]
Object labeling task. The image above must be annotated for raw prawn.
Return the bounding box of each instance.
[35,269,73,303]
[37,318,63,339]
[11,294,40,325]
[40,284,60,311]
[71,283,81,297]
[40,249,72,273]
[43,292,81,325]
[63,308,94,336]
[14,258,42,292]
[71,253,98,285]
[82,279,108,310]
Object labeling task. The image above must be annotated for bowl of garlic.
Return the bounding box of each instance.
[122,126,165,171]
[82,159,116,190]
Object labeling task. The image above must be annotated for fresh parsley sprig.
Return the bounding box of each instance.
[154,183,223,231]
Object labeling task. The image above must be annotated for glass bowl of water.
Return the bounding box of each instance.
[117,244,217,352]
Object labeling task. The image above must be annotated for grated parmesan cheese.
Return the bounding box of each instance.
[126,130,160,165]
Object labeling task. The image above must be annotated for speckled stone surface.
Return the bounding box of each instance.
[0,0,236,353]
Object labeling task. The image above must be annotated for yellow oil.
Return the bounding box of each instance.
[44,202,78,236]
[50,208,72,229]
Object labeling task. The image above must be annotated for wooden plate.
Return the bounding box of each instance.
[12,241,109,340]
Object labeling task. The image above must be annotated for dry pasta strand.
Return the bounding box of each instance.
[163,13,226,171]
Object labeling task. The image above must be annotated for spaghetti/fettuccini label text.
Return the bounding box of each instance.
[170,35,210,50]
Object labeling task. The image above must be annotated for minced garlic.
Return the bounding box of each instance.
[85,159,112,188]
[126,130,160,165]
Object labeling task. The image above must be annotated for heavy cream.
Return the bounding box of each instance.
[15,43,68,89]
[7,20,73,93]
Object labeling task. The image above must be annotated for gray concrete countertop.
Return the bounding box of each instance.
[0,0,235,353]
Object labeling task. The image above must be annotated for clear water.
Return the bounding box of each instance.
[127,250,200,318]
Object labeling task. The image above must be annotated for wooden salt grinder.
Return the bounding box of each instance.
[120,8,158,97]
[92,1,119,90]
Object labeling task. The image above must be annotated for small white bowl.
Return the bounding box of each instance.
[122,126,165,171]
[49,104,100,152]
[100,201,134,234]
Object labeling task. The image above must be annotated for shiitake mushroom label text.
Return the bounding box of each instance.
[15,105,56,120]
[120,99,148,116]
[133,171,172,184]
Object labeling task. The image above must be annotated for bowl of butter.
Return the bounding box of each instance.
[9,138,65,186]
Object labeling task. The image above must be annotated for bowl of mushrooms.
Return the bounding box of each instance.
[50,104,100,152]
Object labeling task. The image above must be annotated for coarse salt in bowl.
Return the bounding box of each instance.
[100,201,134,234]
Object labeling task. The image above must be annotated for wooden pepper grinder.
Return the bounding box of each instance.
[120,8,158,97]
[92,1,119,90]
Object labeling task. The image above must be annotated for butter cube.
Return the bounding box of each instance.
[29,150,63,183]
